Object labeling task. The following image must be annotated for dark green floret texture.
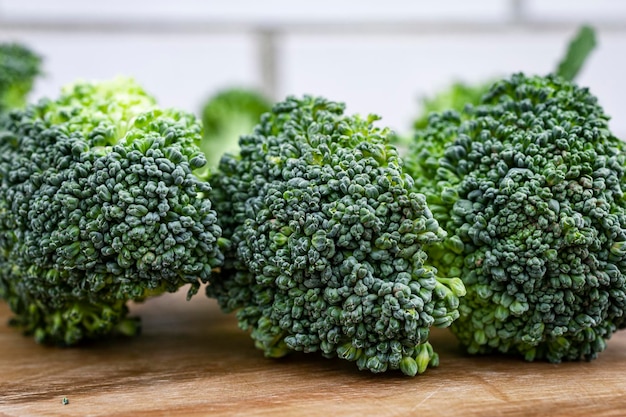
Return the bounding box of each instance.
[0,78,223,345]
[0,43,42,112]
[208,96,465,376]
[406,73,626,362]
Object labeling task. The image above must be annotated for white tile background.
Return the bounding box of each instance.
[0,0,625,137]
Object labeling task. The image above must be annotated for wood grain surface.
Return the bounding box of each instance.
[1,289,625,417]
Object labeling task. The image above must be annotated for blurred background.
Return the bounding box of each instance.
[0,0,625,137]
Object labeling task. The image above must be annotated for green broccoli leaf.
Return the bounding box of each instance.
[555,25,597,81]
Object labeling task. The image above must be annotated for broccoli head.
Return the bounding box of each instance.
[0,43,42,112]
[200,88,271,173]
[208,96,465,376]
[0,78,223,345]
[406,73,626,362]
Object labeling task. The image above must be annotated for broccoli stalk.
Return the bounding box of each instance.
[0,78,223,345]
[0,43,42,112]
[208,96,465,376]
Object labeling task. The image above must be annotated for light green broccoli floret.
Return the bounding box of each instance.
[0,78,223,345]
[413,81,491,131]
[208,95,464,376]
[406,73,626,363]
[199,88,271,173]
[0,43,42,112]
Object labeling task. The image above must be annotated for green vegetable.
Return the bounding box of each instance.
[406,72,626,362]
[0,43,42,112]
[199,88,271,174]
[0,78,223,345]
[208,95,464,376]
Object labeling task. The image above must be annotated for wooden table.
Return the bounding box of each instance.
[1,290,625,417]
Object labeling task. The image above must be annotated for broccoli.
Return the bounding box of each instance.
[406,72,626,362]
[0,78,223,345]
[0,43,42,112]
[208,96,465,376]
[199,88,271,173]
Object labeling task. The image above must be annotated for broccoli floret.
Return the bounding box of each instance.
[208,96,465,376]
[406,73,626,362]
[0,43,42,112]
[199,88,271,173]
[0,78,223,345]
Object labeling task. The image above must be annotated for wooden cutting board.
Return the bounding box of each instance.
[1,289,625,417]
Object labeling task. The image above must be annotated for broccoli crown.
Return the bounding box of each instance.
[413,81,491,131]
[200,88,271,171]
[0,78,223,345]
[406,73,626,362]
[209,96,465,376]
[0,43,42,112]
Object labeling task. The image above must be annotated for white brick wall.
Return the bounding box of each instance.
[0,0,625,136]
